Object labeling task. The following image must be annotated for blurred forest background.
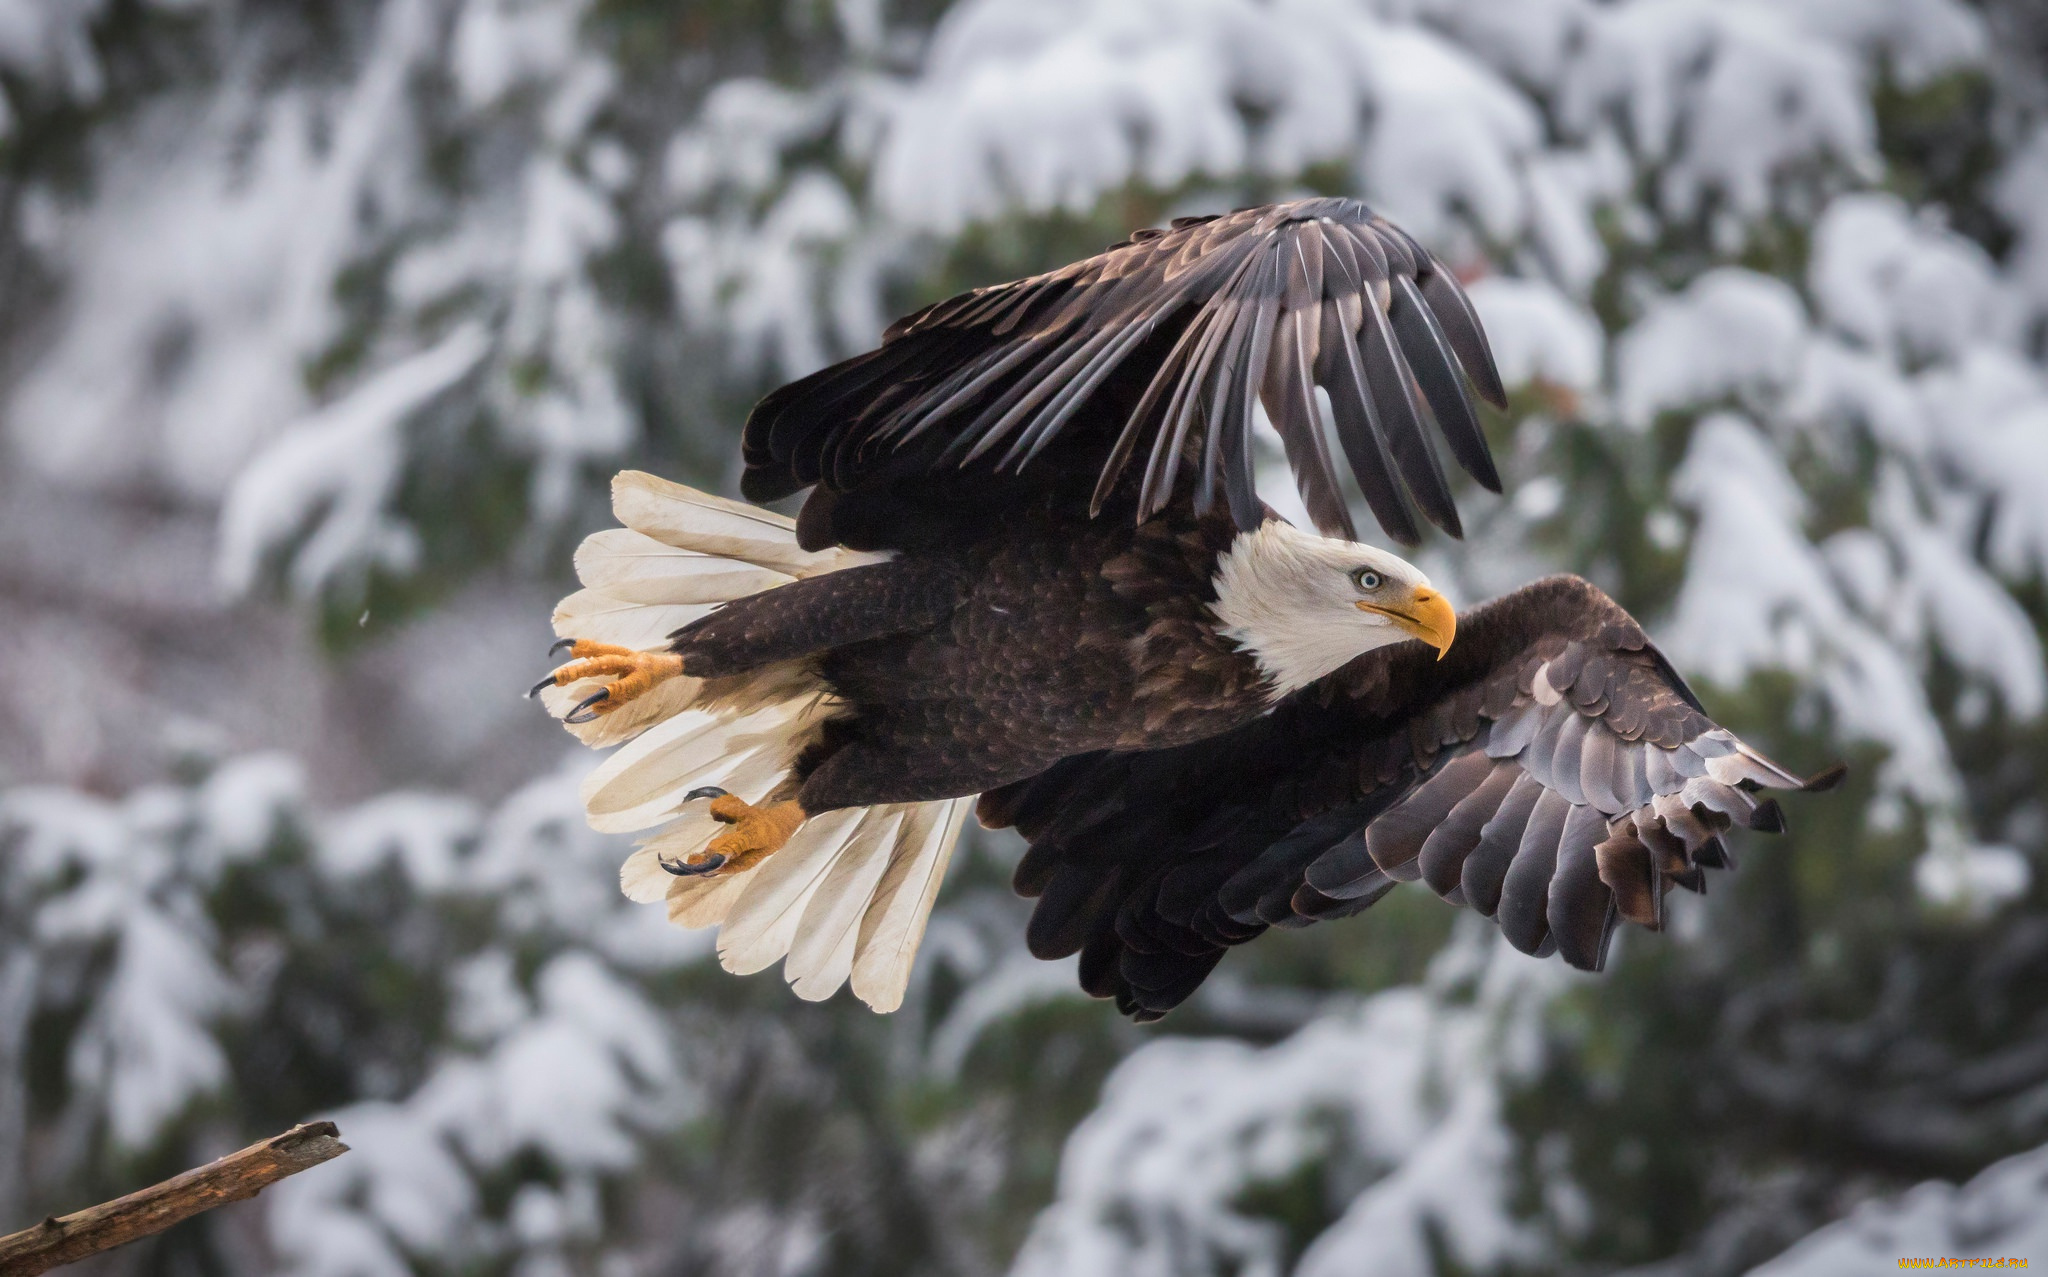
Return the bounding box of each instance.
[3,0,2048,1273]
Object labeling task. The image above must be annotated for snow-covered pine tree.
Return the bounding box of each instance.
[3,1,2046,1274]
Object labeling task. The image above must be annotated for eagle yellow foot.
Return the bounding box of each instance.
[528,639,685,723]
[659,789,807,878]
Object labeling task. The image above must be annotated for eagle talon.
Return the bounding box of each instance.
[565,689,611,723]
[697,795,808,874]
[659,852,726,877]
[684,786,730,802]
[548,636,577,657]
[533,640,687,721]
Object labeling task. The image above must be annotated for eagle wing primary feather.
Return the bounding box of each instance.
[741,198,1506,544]
[980,575,1844,1021]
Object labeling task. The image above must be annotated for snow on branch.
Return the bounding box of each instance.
[214,324,491,600]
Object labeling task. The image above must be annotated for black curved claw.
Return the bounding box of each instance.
[564,689,610,724]
[684,786,730,803]
[549,637,577,657]
[527,675,558,700]
[659,852,726,877]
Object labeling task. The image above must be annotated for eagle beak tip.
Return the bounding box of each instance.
[1357,586,1457,657]
[1415,586,1456,661]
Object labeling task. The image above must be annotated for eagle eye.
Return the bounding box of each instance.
[1351,568,1383,592]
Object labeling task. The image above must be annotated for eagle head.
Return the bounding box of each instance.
[1210,519,1455,697]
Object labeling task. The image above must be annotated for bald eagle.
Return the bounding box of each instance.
[534,199,1838,1018]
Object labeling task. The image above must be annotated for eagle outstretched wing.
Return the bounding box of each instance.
[979,576,1844,1021]
[742,198,1506,545]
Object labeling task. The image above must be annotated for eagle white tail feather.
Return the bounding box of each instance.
[610,469,867,577]
[574,528,793,605]
[554,470,970,1013]
[664,864,749,929]
[552,589,713,653]
[852,799,971,1012]
[580,688,826,829]
[785,809,904,998]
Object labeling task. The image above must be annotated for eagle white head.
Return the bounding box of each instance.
[1210,519,1455,698]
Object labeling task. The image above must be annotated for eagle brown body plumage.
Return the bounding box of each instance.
[666,502,1265,809]
[535,197,1841,1016]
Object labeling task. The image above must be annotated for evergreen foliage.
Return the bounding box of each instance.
[1,0,2045,1273]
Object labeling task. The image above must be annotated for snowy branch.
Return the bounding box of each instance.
[0,1123,350,1276]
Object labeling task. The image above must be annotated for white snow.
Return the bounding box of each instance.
[868,0,1562,264]
[268,1101,478,1277]
[4,0,2046,1272]
[193,752,307,867]
[1013,931,1554,1277]
[3,783,242,1150]
[1912,838,2032,916]
[1348,20,1542,246]
[927,952,1080,1080]
[450,0,588,110]
[472,755,714,967]
[1993,127,2048,313]
[1668,415,1957,800]
[1778,0,1986,90]
[1616,270,1808,428]
[1810,193,2013,364]
[665,170,865,378]
[1465,277,1605,395]
[1,748,705,1271]
[1914,350,2048,582]
[66,906,236,1150]
[215,325,491,599]
[318,790,484,889]
[423,950,686,1172]
[5,0,641,605]
[6,0,439,500]
[276,945,691,1271]
[1750,1143,2048,1274]
[875,0,1261,234]
[1874,469,2046,719]
[1561,2,1874,232]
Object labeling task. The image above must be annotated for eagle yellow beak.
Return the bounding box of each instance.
[1358,585,1456,659]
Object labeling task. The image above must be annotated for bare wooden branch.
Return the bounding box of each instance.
[0,1122,350,1276]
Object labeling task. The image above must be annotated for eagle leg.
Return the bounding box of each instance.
[657,795,809,877]
[708,795,808,873]
[528,639,686,722]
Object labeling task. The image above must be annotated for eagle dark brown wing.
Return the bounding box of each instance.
[742,198,1506,545]
[978,576,1845,1021]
